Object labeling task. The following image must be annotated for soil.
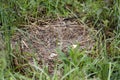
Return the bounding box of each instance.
[11,18,94,73]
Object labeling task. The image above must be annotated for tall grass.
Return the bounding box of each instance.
[0,0,120,80]
[0,0,13,69]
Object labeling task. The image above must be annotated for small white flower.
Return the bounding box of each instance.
[72,44,77,49]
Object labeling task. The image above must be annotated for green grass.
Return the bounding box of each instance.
[0,0,120,80]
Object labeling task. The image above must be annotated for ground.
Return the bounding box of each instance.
[11,18,94,74]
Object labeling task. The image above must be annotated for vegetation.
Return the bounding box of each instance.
[0,0,120,80]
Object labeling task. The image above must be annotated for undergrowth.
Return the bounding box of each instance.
[0,0,120,80]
